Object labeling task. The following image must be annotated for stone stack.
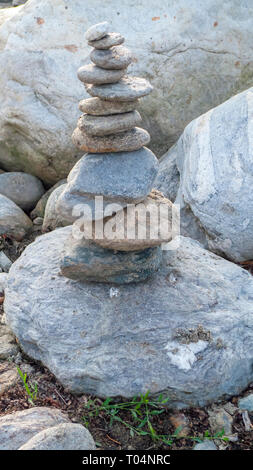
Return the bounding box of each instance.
[56,22,172,284]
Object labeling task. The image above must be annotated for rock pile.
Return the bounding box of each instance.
[57,22,172,284]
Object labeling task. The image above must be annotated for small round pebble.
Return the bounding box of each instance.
[90,45,132,70]
[77,64,125,85]
[86,76,153,101]
[79,97,138,116]
[78,111,142,136]
[88,32,125,50]
[85,22,109,41]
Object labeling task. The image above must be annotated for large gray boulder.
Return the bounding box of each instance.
[5,226,253,408]
[0,1,252,183]
[0,194,32,240]
[156,88,253,262]
[0,171,45,211]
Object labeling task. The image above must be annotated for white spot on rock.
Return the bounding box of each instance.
[165,340,208,371]
[109,287,119,298]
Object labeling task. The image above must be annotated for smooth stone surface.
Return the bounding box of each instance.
[86,76,153,101]
[238,394,253,411]
[42,184,71,232]
[194,441,217,451]
[0,1,252,181]
[0,172,45,211]
[90,45,132,70]
[85,21,109,41]
[82,190,173,251]
[72,126,150,152]
[0,272,7,293]
[0,407,70,450]
[19,423,96,450]
[175,88,253,262]
[0,194,32,240]
[0,251,12,272]
[30,179,67,219]
[61,235,162,284]
[77,64,125,85]
[88,32,124,50]
[78,111,142,136]
[5,226,253,406]
[79,97,138,115]
[154,146,180,203]
[61,148,158,204]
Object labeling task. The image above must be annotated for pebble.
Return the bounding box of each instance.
[85,21,109,41]
[30,179,67,220]
[0,172,45,212]
[0,272,7,294]
[86,76,153,101]
[77,64,125,85]
[0,324,19,359]
[194,440,218,451]
[90,45,132,70]
[61,235,162,284]
[238,394,253,411]
[33,217,44,225]
[79,97,138,116]
[0,194,33,241]
[88,32,124,49]
[72,126,150,153]
[208,407,233,435]
[78,110,142,136]
[0,251,12,272]
[169,413,190,437]
[0,362,19,397]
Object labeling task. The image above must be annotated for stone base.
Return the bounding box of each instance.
[4,227,253,408]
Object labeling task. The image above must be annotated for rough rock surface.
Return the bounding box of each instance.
[19,423,96,450]
[0,172,45,211]
[0,272,7,293]
[86,76,153,101]
[79,97,138,115]
[78,110,142,136]
[154,146,180,203]
[88,32,124,50]
[78,64,125,85]
[1,1,252,180]
[0,407,70,450]
[0,323,19,359]
[0,194,32,240]
[0,362,19,397]
[238,394,253,411]
[30,179,67,219]
[72,126,150,152]
[42,183,71,232]
[174,88,253,262]
[90,45,132,70]
[59,148,159,205]
[5,226,253,407]
[61,234,162,284]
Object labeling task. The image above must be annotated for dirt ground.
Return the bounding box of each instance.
[0,231,253,450]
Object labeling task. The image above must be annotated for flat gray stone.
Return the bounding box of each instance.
[85,21,109,41]
[77,64,125,85]
[60,147,159,204]
[79,97,138,116]
[19,423,96,450]
[0,194,32,241]
[238,394,253,411]
[61,234,162,284]
[5,227,253,406]
[90,45,132,70]
[0,407,70,450]
[72,126,150,152]
[78,110,142,136]
[86,76,153,101]
[0,172,45,211]
[88,32,124,50]
[194,440,217,451]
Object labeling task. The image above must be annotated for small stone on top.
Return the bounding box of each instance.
[85,21,110,42]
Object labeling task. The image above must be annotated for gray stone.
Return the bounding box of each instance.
[208,407,233,435]
[61,235,162,284]
[154,146,180,203]
[85,21,109,41]
[0,272,7,293]
[0,407,70,450]
[0,251,12,272]
[0,1,253,180]
[30,179,67,220]
[194,440,217,451]
[77,64,125,85]
[60,148,159,205]
[175,88,253,262]
[72,126,150,152]
[0,172,45,211]
[79,97,139,116]
[78,111,142,136]
[0,323,18,359]
[42,184,71,232]
[33,217,43,225]
[0,362,19,397]
[90,45,132,70]
[0,194,32,240]
[88,32,124,50]
[19,423,95,450]
[5,227,253,406]
[86,76,153,101]
[238,394,253,411]
[12,0,27,5]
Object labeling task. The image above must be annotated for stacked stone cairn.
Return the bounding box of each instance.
[56,22,173,284]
